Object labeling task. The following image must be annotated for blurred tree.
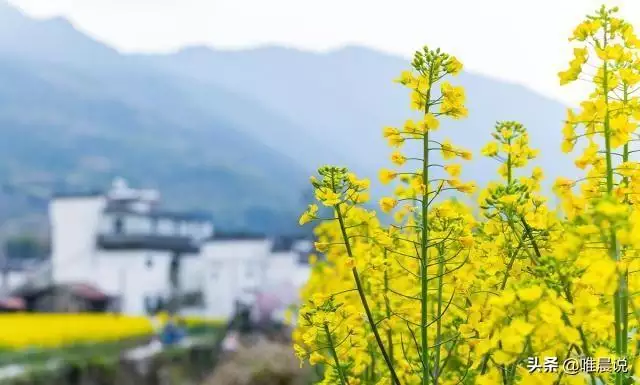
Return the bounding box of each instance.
[5,235,47,260]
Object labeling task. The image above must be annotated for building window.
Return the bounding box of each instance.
[146,257,153,269]
[114,217,124,234]
[157,219,175,235]
[126,216,152,235]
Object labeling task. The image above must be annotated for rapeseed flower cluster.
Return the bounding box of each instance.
[294,5,640,385]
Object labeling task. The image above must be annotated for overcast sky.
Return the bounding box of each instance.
[7,0,640,105]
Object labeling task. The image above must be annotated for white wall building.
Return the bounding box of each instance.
[48,178,212,315]
[200,235,271,319]
[196,234,313,319]
[41,178,311,319]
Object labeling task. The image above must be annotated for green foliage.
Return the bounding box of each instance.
[4,236,47,260]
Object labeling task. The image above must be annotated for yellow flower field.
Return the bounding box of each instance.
[0,313,153,349]
[294,5,640,385]
[155,311,225,329]
[0,313,223,351]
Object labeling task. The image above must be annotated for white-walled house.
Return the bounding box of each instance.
[38,178,312,319]
[267,237,313,289]
[261,237,313,322]
[198,234,312,320]
[48,178,213,315]
[200,234,272,319]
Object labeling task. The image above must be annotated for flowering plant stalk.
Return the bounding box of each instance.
[293,5,640,385]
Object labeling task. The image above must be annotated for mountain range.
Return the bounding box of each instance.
[0,1,575,234]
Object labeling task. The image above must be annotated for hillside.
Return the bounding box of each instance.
[138,46,575,191]
[0,2,318,234]
[0,1,576,234]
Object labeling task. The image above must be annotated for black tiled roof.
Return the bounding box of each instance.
[52,190,104,199]
[96,234,200,254]
[271,236,296,252]
[150,210,213,222]
[208,232,267,241]
[270,235,313,253]
[104,206,213,222]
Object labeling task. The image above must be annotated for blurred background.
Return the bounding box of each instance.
[0,0,636,383]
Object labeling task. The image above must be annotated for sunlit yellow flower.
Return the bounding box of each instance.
[379,197,397,213]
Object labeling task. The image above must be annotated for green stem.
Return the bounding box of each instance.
[421,73,433,385]
[335,204,402,385]
[433,244,445,383]
[421,139,431,385]
[506,361,518,385]
[371,347,377,385]
[383,249,395,381]
[506,137,512,185]
[324,324,350,385]
[601,21,626,385]
[621,233,629,353]
[620,88,630,358]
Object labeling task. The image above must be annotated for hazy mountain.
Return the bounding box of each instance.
[0,2,319,233]
[0,1,576,234]
[136,46,575,193]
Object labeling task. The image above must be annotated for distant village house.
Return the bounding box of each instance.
[4,178,312,320]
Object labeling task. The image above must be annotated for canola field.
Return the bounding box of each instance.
[0,313,221,351]
[0,314,152,350]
